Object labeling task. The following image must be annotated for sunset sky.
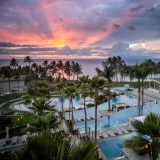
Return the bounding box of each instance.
[0,0,160,59]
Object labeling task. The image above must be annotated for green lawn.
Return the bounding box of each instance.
[111,81,149,88]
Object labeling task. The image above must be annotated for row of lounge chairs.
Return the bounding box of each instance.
[0,132,38,148]
[127,89,156,103]
[145,88,160,99]
[98,126,135,139]
[75,117,95,122]
[0,136,19,147]
[75,115,105,122]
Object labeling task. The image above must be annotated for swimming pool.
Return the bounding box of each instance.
[65,95,137,120]
[98,133,135,160]
[76,103,160,132]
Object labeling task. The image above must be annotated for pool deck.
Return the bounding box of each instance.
[122,148,149,160]
[126,88,160,103]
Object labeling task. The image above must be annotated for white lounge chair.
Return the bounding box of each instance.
[107,130,115,137]
[21,135,27,143]
[11,136,18,145]
[98,132,103,139]
[114,129,123,135]
[31,133,38,137]
[120,128,129,134]
[103,132,109,138]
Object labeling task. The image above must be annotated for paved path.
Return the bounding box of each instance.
[122,148,149,160]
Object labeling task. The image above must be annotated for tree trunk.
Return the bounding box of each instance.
[17,79,19,93]
[62,70,64,80]
[8,78,11,92]
[69,100,71,121]
[61,99,64,119]
[95,100,98,142]
[108,97,111,110]
[108,86,111,110]
[141,78,144,115]
[116,72,118,81]
[73,74,75,80]
[151,141,158,160]
[138,78,141,116]
[83,98,87,137]
[77,73,79,81]
[71,98,74,121]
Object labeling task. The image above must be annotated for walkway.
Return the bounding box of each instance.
[127,88,159,103]
[122,148,149,160]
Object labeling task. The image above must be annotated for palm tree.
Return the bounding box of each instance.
[125,113,160,160]
[24,56,33,87]
[96,61,113,111]
[42,60,48,67]
[41,60,49,79]
[79,76,90,137]
[89,76,107,142]
[28,81,50,98]
[72,61,82,80]
[27,112,61,132]
[31,63,38,72]
[139,62,150,112]
[30,97,52,116]
[56,60,64,79]
[48,61,58,80]
[130,64,149,116]
[10,58,18,69]
[64,83,77,122]
[96,64,113,83]
[24,56,32,67]
[15,132,96,160]
[64,61,72,80]
[57,81,66,118]
[130,65,142,116]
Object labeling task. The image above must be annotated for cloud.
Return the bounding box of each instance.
[102,28,107,32]
[130,5,144,12]
[0,42,36,47]
[127,25,136,31]
[146,7,156,12]
[0,0,160,59]
[58,18,64,23]
[107,42,160,59]
[113,24,120,29]
[0,45,101,57]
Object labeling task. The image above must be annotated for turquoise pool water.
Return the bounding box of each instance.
[65,95,137,120]
[98,133,135,160]
[76,103,160,132]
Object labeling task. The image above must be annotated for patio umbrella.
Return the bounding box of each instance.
[100,122,103,133]
[127,118,132,130]
[27,132,30,137]
[115,120,119,130]
[5,127,9,137]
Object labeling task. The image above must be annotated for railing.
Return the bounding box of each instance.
[0,124,27,139]
[77,126,94,140]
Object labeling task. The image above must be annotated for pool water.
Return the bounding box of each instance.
[98,133,135,160]
[76,103,160,132]
[65,95,137,120]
